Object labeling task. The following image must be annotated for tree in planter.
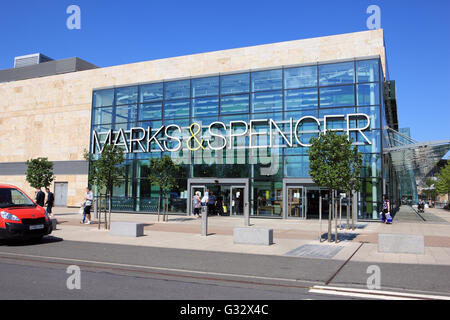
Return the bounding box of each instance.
[148,155,180,222]
[83,144,125,228]
[26,157,55,190]
[346,147,362,230]
[436,163,450,208]
[308,132,362,242]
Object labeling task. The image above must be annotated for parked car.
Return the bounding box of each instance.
[0,184,52,241]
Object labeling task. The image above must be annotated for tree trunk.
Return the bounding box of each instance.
[165,194,169,222]
[351,191,355,231]
[108,190,112,230]
[335,191,338,243]
[157,194,161,222]
[346,191,350,230]
[328,189,333,242]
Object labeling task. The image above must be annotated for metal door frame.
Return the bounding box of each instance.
[283,178,313,219]
[54,181,68,207]
[230,185,245,216]
[286,186,305,219]
[187,178,249,217]
[189,185,205,215]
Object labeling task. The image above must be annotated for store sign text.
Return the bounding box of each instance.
[91,113,371,154]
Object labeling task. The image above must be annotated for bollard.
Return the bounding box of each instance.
[201,205,208,236]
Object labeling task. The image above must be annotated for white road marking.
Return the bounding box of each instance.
[309,285,450,300]
[0,251,314,285]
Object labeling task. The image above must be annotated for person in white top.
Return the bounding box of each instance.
[83,187,94,224]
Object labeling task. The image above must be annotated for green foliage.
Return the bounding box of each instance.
[25,157,55,189]
[307,132,362,193]
[84,144,126,196]
[148,155,180,196]
[436,163,450,195]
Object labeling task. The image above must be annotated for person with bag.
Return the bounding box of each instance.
[200,192,209,217]
[192,191,201,219]
[79,200,86,224]
[382,195,390,224]
[83,187,94,225]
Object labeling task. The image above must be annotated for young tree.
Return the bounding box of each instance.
[308,132,361,242]
[84,144,125,228]
[148,155,180,222]
[26,157,55,189]
[346,146,363,230]
[436,163,450,206]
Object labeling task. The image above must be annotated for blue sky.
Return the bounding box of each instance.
[1,0,449,148]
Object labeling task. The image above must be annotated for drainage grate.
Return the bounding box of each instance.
[284,244,343,259]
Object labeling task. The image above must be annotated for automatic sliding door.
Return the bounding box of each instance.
[231,186,244,216]
[287,187,304,219]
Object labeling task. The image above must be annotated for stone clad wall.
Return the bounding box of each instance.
[0,29,386,206]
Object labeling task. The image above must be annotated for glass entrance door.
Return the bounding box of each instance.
[190,186,205,215]
[287,187,304,219]
[231,186,244,216]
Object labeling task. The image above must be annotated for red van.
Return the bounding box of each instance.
[0,184,52,241]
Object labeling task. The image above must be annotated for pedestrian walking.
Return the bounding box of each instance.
[207,191,216,216]
[192,191,201,218]
[200,192,209,217]
[382,195,390,223]
[83,187,94,225]
[35,188,45,207]
[45,187,55,218]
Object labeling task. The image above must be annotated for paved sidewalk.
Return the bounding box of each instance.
[48,206,450,266]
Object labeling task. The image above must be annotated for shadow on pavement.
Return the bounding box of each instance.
[0,235,64,247]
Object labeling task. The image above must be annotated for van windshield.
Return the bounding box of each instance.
[0,188,36,208]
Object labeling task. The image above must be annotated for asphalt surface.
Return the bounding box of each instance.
[0,236,449,300]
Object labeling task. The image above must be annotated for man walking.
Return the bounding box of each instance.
[83,187,94,224]
[35,188,45,207]
[45,187,55,218]
[207,191,216,216]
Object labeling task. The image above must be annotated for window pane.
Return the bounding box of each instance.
[319,107,356,131]
[357,59,379,83]
[192,97,219,117]
[140,83,163,102]
[92,107,113,125]
[251,69,282,92]
[139,102,162,121]
[192,77,218,97]
[319,62,355,86]
[252,91,282,113]
[319,85,355,107]
[164,99,189,119]
[220,94,249,114]
[284,156,310,177]
[93,89,114,107]
[116,86,138,105]
[164,80,190,100]
[221,73,249,94]
[357,83,380,106]
[350,129,381,153]
[115,104,137,123]
[357,106,380,129]
[285,88,318,110]
[284,66,317,89]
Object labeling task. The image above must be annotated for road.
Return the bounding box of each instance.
[0,236,449,300]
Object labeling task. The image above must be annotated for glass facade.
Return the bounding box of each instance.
[90,58,384,220]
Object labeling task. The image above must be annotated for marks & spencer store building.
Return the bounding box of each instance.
[2,30,447,221]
